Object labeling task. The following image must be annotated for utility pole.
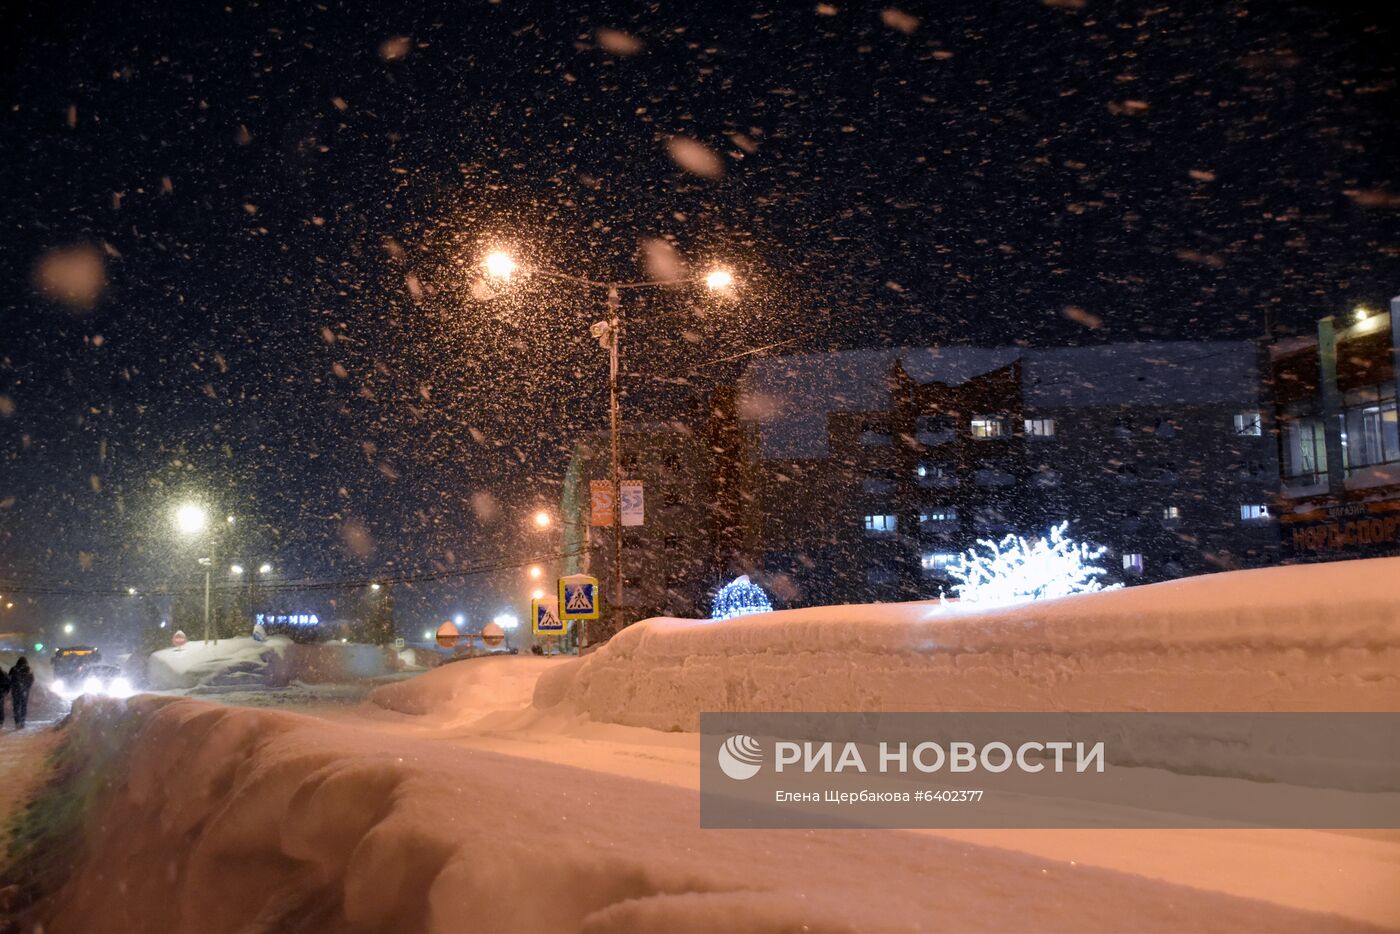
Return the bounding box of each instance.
[607,286,624,641]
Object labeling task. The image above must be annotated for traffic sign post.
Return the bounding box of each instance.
[436,621,460,649]
[532,595,566,636]
[558,573,600,621]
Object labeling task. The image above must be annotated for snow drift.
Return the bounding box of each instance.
[369,655,566,722]
[147,637,395,691]
[534,558,1400,732]
[29,697,1373,933]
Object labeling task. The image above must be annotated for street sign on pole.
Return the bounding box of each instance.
[589,480,614,526]
[620,479,644,526]
[558,573,600,621]
[532,595,565,635]
[436,621,460,648]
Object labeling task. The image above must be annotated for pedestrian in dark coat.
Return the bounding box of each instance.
[8,658,33,729]
[0,666,9,729]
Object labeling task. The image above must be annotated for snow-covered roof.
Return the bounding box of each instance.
[739,342,1262,459]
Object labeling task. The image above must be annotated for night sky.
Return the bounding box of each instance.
[0,0,1396,634]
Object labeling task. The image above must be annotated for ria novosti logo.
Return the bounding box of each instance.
[717,734,764,780]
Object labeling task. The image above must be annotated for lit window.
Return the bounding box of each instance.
[1240,504,1271,521]
[1162,506,1181,520]
[1122,553,1144,574]
[970,416,1006,439]
[1024,418,1056,438]
[920,507,958,525]
[863,514,897,533]
[921,552,958,574]
[1233,412,1263,436]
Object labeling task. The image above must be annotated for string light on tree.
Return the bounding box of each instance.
[710,575,774,621]
[945,522,1119,607]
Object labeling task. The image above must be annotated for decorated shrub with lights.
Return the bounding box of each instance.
[710,575,774,621]
[947,522,1120,607]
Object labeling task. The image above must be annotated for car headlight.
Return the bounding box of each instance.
[82,676,101,695]
[109,677,133,698]
[52,678,67,695]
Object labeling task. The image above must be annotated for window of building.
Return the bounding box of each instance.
[1282,414,1327,483]
[1122,553,1144,575]
[969,416,1007,439]
[1162,505,1181,521]
[920,507,958,526]
[915,415,955,444]
[1024,417,1056,439]
[1338,385,1400,472]
[1233,412,1263,436]
[863,514,897,533]
[917,462,954,486]
[921,552,959,575]
[867,565,898,586]
[862,472,894,494]
[1239,504,1271,521]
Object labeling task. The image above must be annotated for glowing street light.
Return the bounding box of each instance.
[704,268,735,291]
[484,250,517,280]
[175,502,208,536]
[531,588,546,600]
[259,563,273,575]
[230,564,244,576]
[1354,305,1372,322]
[63,623,74,635]
[370,582,382,591]
[533,510,552,530]
[528,565,542,580]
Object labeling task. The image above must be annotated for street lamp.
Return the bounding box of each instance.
[230,564,244,576]
[481,249,737,641]
[63,623,74,635]
[174,502,225,645]
[259,563,273,575]
[532,510,552,530]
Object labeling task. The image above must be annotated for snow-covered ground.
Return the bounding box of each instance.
[532,557,1400,731]
[24,559,1400,931]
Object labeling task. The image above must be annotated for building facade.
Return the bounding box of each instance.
[1271,296,1400,562]
[737,343,1280,606]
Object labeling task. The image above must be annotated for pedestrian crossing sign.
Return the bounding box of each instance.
[558,573,600,621]
[532,595,566,635]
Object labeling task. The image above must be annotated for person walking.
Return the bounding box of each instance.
[0,664,9,729]
[8,658,33,729]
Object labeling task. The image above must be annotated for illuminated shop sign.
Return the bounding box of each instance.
[254,613,321,627]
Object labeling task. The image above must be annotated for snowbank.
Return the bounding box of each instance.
[369,655,567,722]
[147,638,396,691]
[534,558,1400,731]
[33,697,1371,933]
[146,636,295,690]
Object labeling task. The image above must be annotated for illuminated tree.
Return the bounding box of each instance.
[710,575,774,620]
[947,522,1120,606]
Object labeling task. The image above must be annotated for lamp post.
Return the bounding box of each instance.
[484,251,735,640]
[174,503,234,645]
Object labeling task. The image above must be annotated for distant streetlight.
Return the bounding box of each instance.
[127,587,138,596]
[531,588,546,600]
[453,613,466,626]
[493,613,519,631]
[175,502,208,536]
[528,565,542,580]
[533,510,552,530]
[1354,305,1372,322]
[230,564,244,576]
[705,268,735,291]
[370,582,382,591]
[63,623,74,635]
[483,250,517,281]
[480,249,739,641]
[259,563,273,575]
